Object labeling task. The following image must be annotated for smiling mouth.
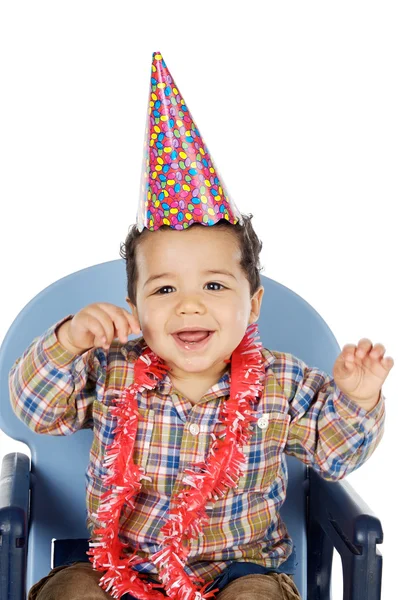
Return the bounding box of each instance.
[172,331,214,349]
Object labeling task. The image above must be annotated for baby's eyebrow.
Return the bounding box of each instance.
[204,269,237,280]
[144,272,174,287]
[144,269,237,288]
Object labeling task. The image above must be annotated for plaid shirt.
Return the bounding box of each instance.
[9,315,385,583]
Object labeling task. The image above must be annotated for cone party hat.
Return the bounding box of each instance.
[137,51,243,232]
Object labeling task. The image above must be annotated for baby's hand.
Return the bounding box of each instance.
[333,338,394,410]
[56,302,141,354]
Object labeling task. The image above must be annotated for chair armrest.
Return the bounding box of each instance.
[307,468,382,600]
[0,452,30,600]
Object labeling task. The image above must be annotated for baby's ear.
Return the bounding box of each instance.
[126,298,141,329]
[126,297,141,333]
[126,297,135,313]
[249,286,264,324]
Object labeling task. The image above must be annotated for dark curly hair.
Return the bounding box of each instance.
[119,214,264,306]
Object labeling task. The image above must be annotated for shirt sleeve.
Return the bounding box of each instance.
[275,352,386,481]
[8,315,105,435]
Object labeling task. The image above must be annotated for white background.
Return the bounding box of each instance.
[1,2,397,598]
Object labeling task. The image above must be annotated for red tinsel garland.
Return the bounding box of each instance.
[87,323,265,600]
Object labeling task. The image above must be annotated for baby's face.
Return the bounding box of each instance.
[128,225,263,378]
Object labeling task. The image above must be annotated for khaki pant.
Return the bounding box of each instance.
[28,561,302,600]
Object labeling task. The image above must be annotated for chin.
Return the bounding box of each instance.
[167,347,228,372]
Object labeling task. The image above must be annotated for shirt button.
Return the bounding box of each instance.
[189,423,200,436]
[257,415,269,430]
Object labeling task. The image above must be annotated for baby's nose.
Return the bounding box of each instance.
[177,298,206,313]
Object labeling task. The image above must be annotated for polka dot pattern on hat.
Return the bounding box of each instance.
[137,52,242,232]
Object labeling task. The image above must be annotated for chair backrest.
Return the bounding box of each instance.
[0,259,340,598]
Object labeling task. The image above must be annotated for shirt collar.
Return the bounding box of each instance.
[120,336,276,399]
[156,368,231,399]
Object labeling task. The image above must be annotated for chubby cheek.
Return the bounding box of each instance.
[234,308,249,325]
[140,311,157,333]
[139,310,166,347]
[220,302,250,331]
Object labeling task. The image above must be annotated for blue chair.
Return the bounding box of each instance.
[0,260,383,600]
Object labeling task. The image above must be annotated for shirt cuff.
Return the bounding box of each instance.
[41,315,88,368]
[333,388,385,434]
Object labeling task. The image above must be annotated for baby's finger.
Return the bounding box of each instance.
[355,338,373,358]
[343,358,356,371]
[116,307,141,335]
[381,356,394,371]
[124,310,141,335]
[86,306,116,347]
[97,304,138,343]
[111,311,132,344]
[80,313,108,348]
[98,304,136,341]
[369,343,386,359]
[341,344,357,361]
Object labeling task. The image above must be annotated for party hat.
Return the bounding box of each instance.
[137,51,243,232]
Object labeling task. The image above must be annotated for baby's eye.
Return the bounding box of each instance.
[155,286,174,295]
[154,282,225,295]
[206,282,225,291]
